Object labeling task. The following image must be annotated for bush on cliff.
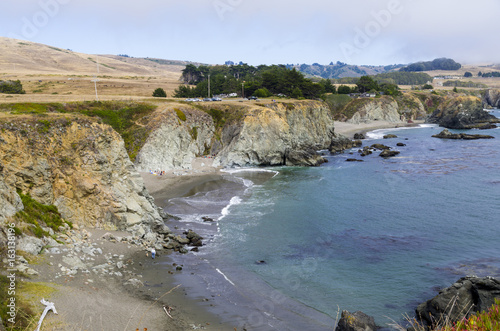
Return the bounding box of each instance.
[152,87,167,98]
[13,191,72,238]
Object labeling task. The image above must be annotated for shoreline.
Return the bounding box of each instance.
[20,227,229,330]
[18,120,426,330]
[334,120,425,139]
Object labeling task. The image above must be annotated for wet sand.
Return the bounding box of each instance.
[334,120,425,138]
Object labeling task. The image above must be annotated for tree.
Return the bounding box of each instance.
[337,85,352,94]
[453,86,458,93]
[253,88,272,98]
[422,84,433,90]
[357,76,379,93]
[0,80,25,94]
[478,71,483,77]
[152,88,167,97]
[464,72,473,78]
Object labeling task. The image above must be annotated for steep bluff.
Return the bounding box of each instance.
[0,115,167,238]
[347,97,402,124]
[483,89,500,108]
[214,101,334,167]
[135,106,214,171]
[134,101,336,170]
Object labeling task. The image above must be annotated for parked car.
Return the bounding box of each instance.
[203,98,212,102]
[211,97,222,101]
[248,96,258,100]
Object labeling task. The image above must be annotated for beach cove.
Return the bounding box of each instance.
[139,111,500,330]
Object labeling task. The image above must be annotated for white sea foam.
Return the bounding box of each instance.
[366,124,439,139]
[218,196,242,221]
[216,268,235,286]
[222,167,280,178]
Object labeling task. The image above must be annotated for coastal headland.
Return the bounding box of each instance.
[1,38,500,329]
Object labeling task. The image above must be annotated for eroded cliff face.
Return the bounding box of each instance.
[214,101,333,167]
[347,98,402,124]
[483,89,500,108]
[132,101,336,170]
[0,115,166,237]
[135,106,214,171]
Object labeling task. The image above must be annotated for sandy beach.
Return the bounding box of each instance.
[334,120,425,138]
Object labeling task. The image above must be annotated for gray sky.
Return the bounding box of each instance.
[2,0,499,66]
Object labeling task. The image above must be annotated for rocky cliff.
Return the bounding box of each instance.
[427,96,499,129]
[135,106,214,171]
[347,97,402,124]
[134,101,337,170]
[214,101,334,167]
[483,89,500,108]
[0,115,167,238]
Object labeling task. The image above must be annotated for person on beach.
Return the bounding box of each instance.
[151,247,156,259]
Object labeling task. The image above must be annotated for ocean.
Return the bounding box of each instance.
[157,109,500,330]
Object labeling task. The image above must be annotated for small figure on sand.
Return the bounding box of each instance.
[151,247,156,259]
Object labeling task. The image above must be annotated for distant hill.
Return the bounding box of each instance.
[399,58,461,72]
[291,62,405,79]
[0,36,199,78]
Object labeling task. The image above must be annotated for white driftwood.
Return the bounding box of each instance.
[35,298,58,331]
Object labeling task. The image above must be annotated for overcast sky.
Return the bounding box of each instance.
[1,0,499,66]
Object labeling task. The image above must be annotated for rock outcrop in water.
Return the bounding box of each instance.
[416,276,500,327]
[0,116,167,240]
[432,129,494,140]
[335,310,377,331]
[426,96,499,129]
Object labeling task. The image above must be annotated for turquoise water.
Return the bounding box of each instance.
[160,110,500,329]
[208,111,500,327]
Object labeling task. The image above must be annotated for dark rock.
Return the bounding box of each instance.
[185,230,203,246]
[353,133,366,140]
[379,150,400,158]
[416,276,500,327]
[285,147,327,166]
[383,134,398,139]
[370,144,391,150]
[476,123,497,130]
[432,129,494,140]
[255,260,266,265]
[396,142,406,147]
[202,216,215,222]
[335,310,377,331]
[427,96,500,129]
[330,135,362,154]
[346,159,363,162]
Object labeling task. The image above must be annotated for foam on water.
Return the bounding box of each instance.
[218,196,243,221]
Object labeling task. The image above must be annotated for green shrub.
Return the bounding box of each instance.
[174,108,186,121]
[0,80,25,94]
[13,191,71,237]
[152,88,167,98]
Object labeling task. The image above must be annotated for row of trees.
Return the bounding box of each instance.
[175,63,407,99]
[174,64,336,99]
[335,76,401,96]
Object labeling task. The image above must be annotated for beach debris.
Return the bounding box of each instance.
[163,305,174,319]
[35,299,57,331]
[255,260,267,265]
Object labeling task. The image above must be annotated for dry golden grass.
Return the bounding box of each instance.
[0,36,190,100]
